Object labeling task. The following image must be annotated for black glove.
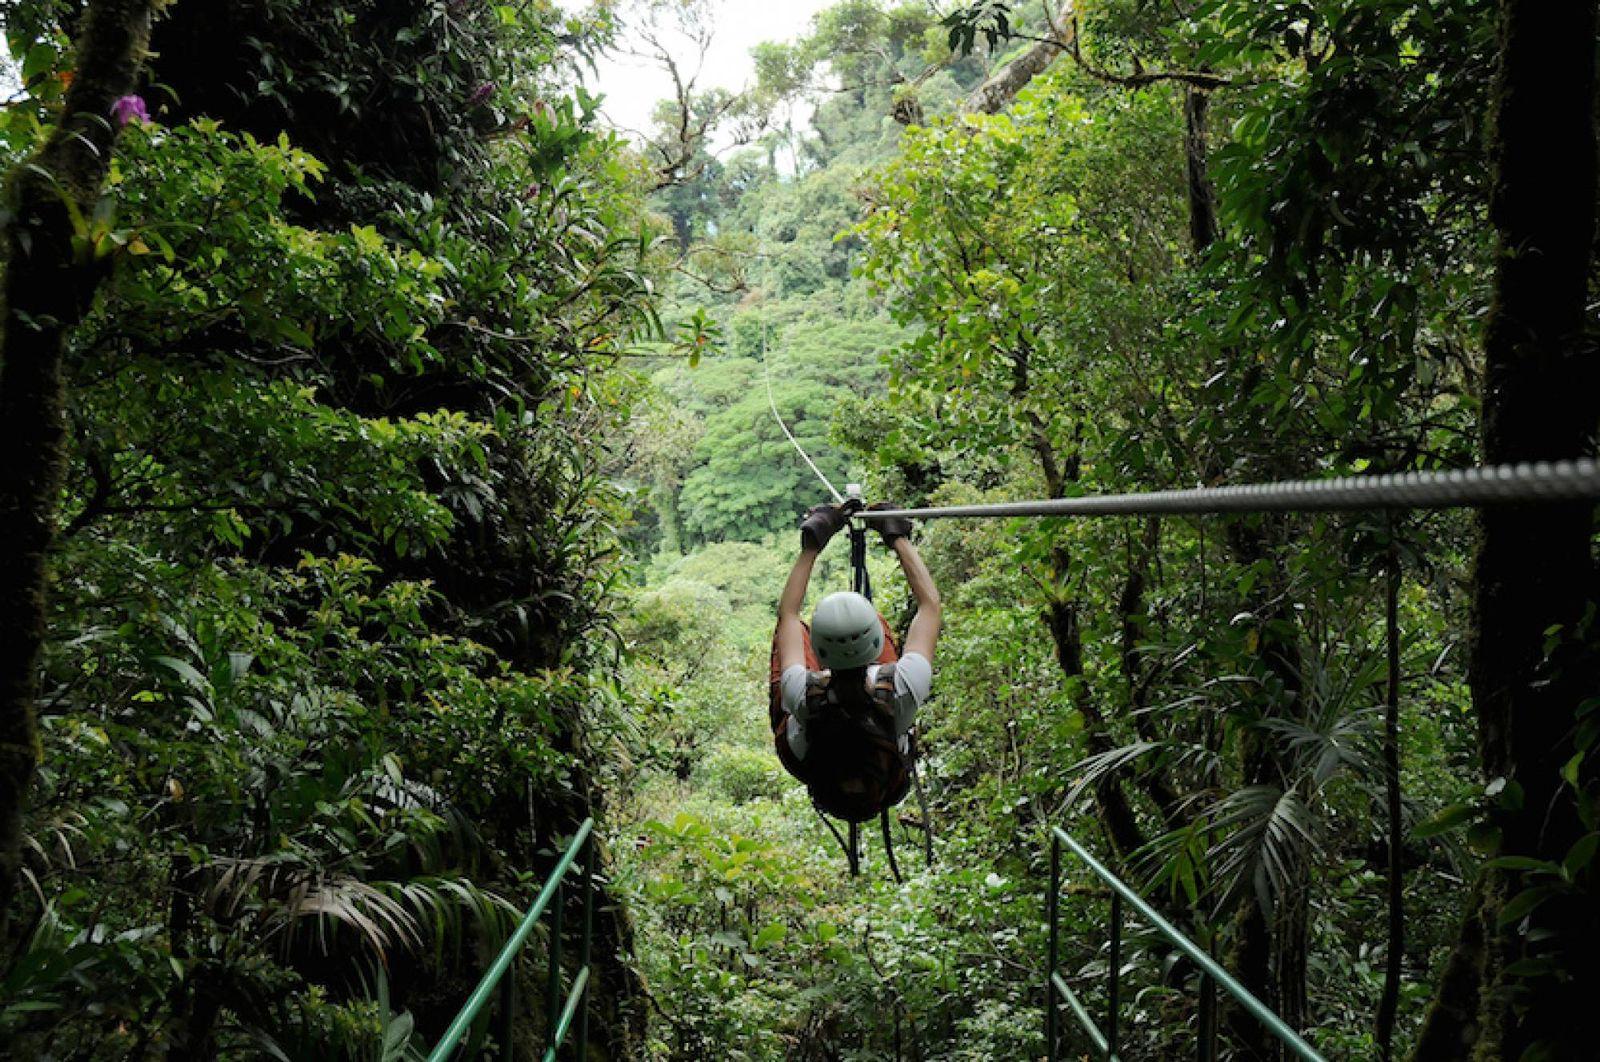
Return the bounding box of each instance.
[799,503,849,551]
[867,501,913,546]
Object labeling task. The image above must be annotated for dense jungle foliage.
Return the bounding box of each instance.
[1,0,1596,1060]
[609,1,1598,1060]
[0,0,665,1056]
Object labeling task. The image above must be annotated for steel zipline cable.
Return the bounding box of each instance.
[850,458,1600,522]
[762,329,845,505]
[756,325,1600,521]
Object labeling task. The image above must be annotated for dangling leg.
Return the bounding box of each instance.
[814,803,858,876]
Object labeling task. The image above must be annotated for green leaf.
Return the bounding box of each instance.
[1496,885,1554,928]
[1466,822,1502,856]
[1502,957,1555,979]
[1413,803,1473,839]
[152,655,211,696]
[22,42,56,82]
[1563,833,1600,879]
[1483,856,1557,874]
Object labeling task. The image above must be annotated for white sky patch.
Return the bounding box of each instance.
[560,0,838,148]
[0,44,17,98]
[0,5,838,157]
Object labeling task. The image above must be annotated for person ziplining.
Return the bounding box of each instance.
[767,499,941,867]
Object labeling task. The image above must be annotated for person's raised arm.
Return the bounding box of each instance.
[894,538,941,664]
[776,547,819,672]
[865,502,942,663]
[777,503,850,671]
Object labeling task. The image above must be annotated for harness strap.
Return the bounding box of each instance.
[908,739,934,868]
[814,801,857,876]
[880,808,903,884]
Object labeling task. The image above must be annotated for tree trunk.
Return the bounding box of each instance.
[1045,578,1146,860]
[1221,521,1308,1062]
[1184,87,1220,254]
[1273,881,1309,1040]
[1118,516,1186,828]
[1376,551,1403,1059]
[1182,75,1313,1052]
[0,0,158,928]
[961,4,1076,116]
[1228,900,1275,1058]
[1025,413,1147,859]
[1411,1,1600,1058]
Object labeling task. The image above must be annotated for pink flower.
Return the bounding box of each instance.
[110,94,149,127]
[468,82,496,107]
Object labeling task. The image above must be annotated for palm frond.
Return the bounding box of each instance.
[202,856,420,958]
[201,853,516,967]
[1062,741,1164,813]
[1256,706,1380,790]
[21,813,87,877]
[1203,784,1319,918]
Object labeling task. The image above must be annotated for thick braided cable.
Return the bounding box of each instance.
[853,459,1600,521]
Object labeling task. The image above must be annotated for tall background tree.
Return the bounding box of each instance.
[1414,1,1600,1055]
[0,0,157,929]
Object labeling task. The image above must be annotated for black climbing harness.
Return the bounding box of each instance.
[849,518,873,602]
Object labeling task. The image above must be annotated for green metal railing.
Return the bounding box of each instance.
[429,818,596,1062]
[1046,827,1326,1062]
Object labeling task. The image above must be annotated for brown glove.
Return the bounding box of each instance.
[867,501,913,547]
[799,503,850,551]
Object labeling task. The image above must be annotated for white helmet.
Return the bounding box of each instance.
[811,591,883,671]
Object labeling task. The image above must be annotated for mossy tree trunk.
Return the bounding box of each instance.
[0,0,158,929]
[961,3,1077,116]
[1412,1,1600,1058]
[1183,87,1219,255]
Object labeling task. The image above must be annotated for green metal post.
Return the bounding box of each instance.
[497,965,516,1062]
[1198,972,1217,1062]
[576,835,595,1060]
[427,819,593,1062]
[1047,832,1060,1062]
[545,882,564,1050]
[539,968,591,1062]
[1107,892,1122,1058]
[1050,828,1324,1062]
